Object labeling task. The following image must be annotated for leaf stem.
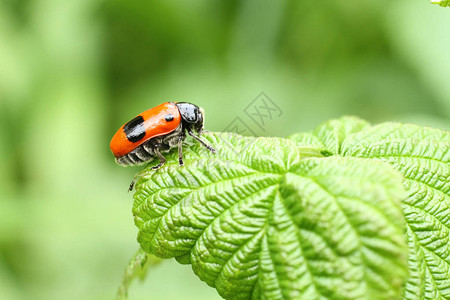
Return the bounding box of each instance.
[116,248,163,300]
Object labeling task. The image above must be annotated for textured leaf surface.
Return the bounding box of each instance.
[133,132,408,300]
[289,117,450,300]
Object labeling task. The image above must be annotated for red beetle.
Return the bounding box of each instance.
[110,102,215,172]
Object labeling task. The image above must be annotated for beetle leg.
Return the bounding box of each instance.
[151,146,167,170]
[128,178,140,192]
[128,162,152,192]
[178,135,184,166]
[188,129,216,153]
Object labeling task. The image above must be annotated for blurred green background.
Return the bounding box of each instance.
[0,0,449,299]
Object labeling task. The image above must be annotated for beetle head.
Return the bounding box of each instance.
[175,102,204,134]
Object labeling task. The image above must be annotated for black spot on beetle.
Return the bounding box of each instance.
[123,115,146,143]
[164,114,174,122]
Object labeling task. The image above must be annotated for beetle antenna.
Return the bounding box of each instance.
[188,129,216,153]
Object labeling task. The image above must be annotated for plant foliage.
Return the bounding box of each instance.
[431,0,450,7]
[290,117,450,299]
[129,117,449,300]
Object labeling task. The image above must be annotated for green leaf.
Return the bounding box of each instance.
[288,116,370,155]
[133,132,408,299]
[431,0,450,7]
[290,117,450,299]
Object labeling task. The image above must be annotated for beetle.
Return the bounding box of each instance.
[110,101,215,168]
[110,102,215,190]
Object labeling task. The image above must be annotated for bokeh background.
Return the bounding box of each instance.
[0,1,449,299]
